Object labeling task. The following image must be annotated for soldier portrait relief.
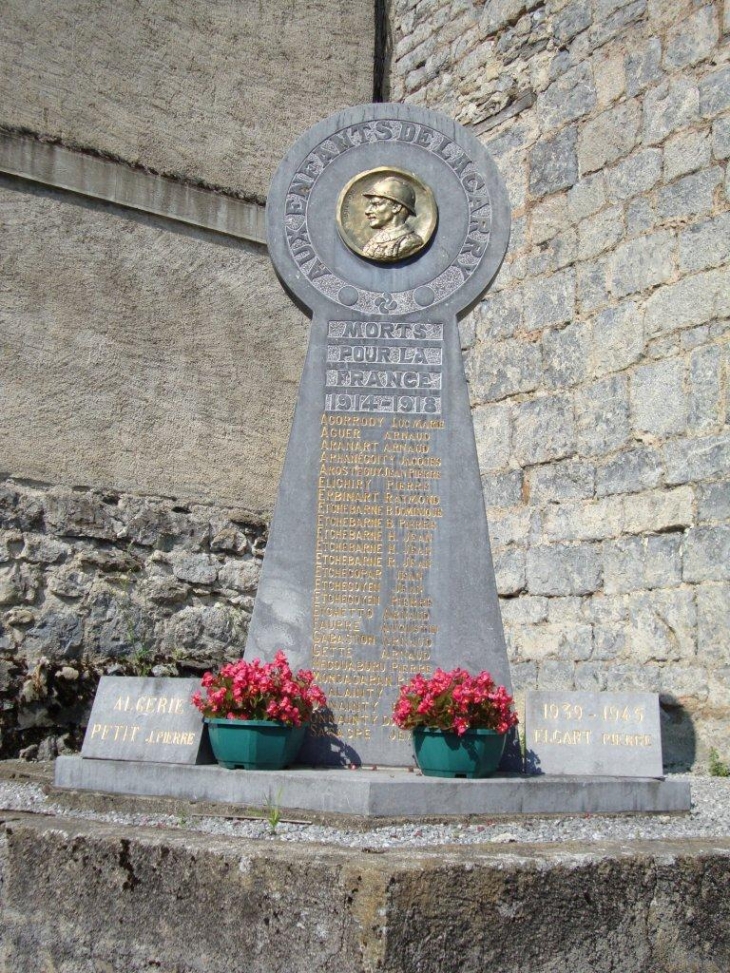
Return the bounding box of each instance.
[361,175,423,261]
[337,166,438,264]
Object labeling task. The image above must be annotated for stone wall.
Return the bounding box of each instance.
[2,813,730,972]
[389,0,730,767]
[0,2,377,758]
[0,478,265,758]
[0,0,376,201]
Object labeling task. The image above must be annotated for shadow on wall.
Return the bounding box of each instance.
[660,699,697,772]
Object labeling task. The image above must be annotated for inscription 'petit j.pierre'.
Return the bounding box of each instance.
[251,103,513,766]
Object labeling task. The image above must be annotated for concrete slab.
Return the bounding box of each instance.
[54,756,691,817]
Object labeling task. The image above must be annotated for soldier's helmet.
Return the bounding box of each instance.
[363,176,417,216]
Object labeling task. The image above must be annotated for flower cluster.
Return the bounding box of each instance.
[191,651,327,727]
[392,668,519,736]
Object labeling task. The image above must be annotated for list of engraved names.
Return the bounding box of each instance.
[313,320,444,746]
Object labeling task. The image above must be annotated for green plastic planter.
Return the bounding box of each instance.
[205,718,306,770]
[412,727,506,778]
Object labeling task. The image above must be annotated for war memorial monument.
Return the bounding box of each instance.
[56,104,689,816]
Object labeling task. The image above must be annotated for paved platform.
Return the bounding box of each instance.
[54,756,691,817]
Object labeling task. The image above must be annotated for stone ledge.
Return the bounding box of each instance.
[1,812,729,973]
[54,755,691,817]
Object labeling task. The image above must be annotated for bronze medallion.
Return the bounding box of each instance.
[337,167,438,263]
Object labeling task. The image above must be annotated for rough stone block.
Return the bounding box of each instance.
[542,496,624,543]
[578,205,624,260]
[626,197,655,237]
[472,402,513,473]
[622,486,694,535]
[643,78,700,145]
[594,50,626,110]
[603,535,682,593]
[22,610,84,662]
[627,589,696,663]
[697,481,730,523]
[216,558,260,594]
[467,338,542,402]
[663,5,719,70]
[523,268,575,330]
[679,211,730,273]
[644,268,725,337]
[630,358,687,436]
[501,595,548,625]
[472,287,522,341]
[576,257,611,313]
[541,322,590,389]
[606,148,663,200]
[592,623,626,660]
[697,583,730,663]
[528,126,579,197]
[664,432,730,484]
[657,167,722,221]
[545,596,584,625]
[590,0,647,47]
[489,508,536,549]
[554,0,592,42]
[576,374,631,456]
[494,546,526,595]
[514,395,576,465]
[526,543,602,596]
[578,101,641,174]
[538,63,596,132]
[625,36,662,97]
[567,172,607,222]
[684,526,730,582]
[699,65,730,118]
[530,196,569,245]
[610,230,674,297]
[592,301,645,375]
[659,665,709,702]
[596,446,662,497]
[482,470,524,509]
[512,622,592,662]
[713,116,730,160]
[527,459,595,503]
[688,344,722,430]
[664,129,712,180]
[20,535,69,564]
[170,553,218,585]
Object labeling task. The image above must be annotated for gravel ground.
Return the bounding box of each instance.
[0,773,728,849]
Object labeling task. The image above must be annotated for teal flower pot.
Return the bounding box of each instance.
[205,718,306,770]
[413,727,506,778]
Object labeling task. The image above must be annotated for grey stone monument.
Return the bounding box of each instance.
[247,103,512,767]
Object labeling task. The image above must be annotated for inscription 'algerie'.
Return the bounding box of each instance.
[311,320,444,744]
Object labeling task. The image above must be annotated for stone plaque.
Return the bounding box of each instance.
[525,692,663,777]
[248,103,512,767]
[81,677,213,764]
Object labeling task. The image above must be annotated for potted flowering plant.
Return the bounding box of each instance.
[192,651,327,770]
[392,667,518,778]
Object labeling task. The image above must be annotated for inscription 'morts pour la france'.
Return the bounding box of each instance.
[250,102,513,767]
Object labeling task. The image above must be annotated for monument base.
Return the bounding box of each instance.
[54,756,690,818]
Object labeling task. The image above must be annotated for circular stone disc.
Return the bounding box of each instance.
[267,102,511,320]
